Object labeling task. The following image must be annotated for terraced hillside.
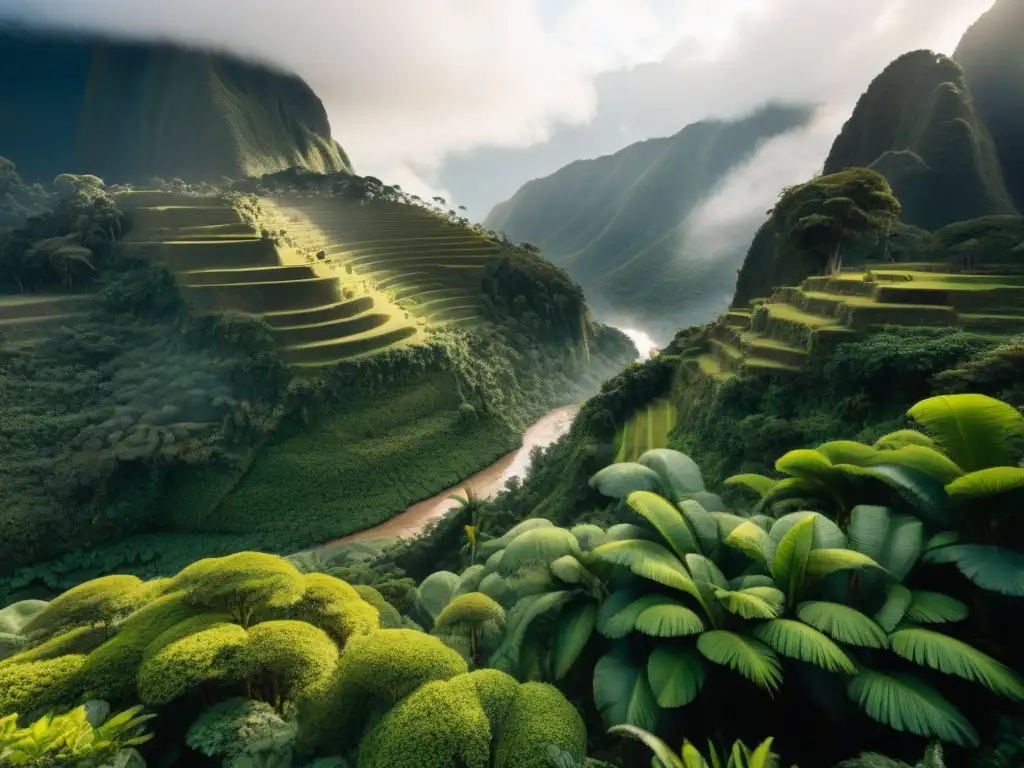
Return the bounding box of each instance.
[262,197,503,330]
[614,398,676,462]
[120,191,425,368]
[0,294,93,350]
[698,266,1024,381]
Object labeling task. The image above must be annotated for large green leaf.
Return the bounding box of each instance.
[771,515,815,604]
[679,500,721,559]
[479,518,553,556]
[500,527,582,575]
[866,445,964,485]
[713,587,785,620]
[549,555,597,588]
[609,724,685,768]
[724,522,774,568]
[768,512,846,550]
[753,619,856,674]
[590,463,663,499]
[553,599,598,679]
[592,540,698,597]
[847,668,978,747]
[626,491,699,560]
[684,554,727,589]
[688,491,726,513]
[724,474,777,498]
[873,430,936,451]
[696,630,782,693]
[478,572,508,604]
[776,449,834,479]
[646,645,707,709]
[605,523,659,543]
[890,627,1024,700]
[816,440,878,466]
[593,643,661,729]
[598,594,681,640]
[945,467,1024,501]
[908,394,1024,472]
[797,601,889,648]
[904,591,968,625]
[847,505,923,583]
[855,464,952,527]
[923,544,1024,596]
[805,549,883,581]
[634,603,706,638]
[873,584,913,633]
[570,523,607,552]
[639,449,706,499]
[418,571,460,621]
[489,590,569,676]
[452,565,487,599]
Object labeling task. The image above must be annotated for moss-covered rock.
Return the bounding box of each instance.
[493,682,587,768]
[0,654,86,717]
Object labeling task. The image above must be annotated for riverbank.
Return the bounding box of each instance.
[316,404,579,548]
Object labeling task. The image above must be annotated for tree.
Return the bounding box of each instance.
[432,593,505,669]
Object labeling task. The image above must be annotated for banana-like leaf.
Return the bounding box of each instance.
[418,571,460,621]
[908,394,1023,472]
[591,463,663,499]
[771,516,815,604]
[847,668,979,747]
[728,574,777,590]
[696,630,782,693]
[889,627,1024,700]
[866,445,964,485]
[484,550,505,574]
[646,645,707,709]
[805,549,883,581]
[724,474,777,498]
[635,603,706,638]
[923,544,1024,596]
[489,590,569,676]
[873,584,913,634]
[503,566,555,602]
[847,505,923,583]
[500,527,582,575]
[776,449,834,478]
[797,601,889,648]
[605,523,659,543]
[687,491,727,513]
[854,464,952,527]
[570,523,608,552]
[904,591,968,624]
[478,572,508,604]
[685,554,728,589]
[712,512,753,541]
[609,724,686,768]
[753,619,857,674]
[597,594,680,640]
[550,555,597,587]
[769,511,846,549]
[874,430,936,451]
[680,500,721,559]
[593,643,661,729]
[639,449,706,498]
[724,522,775,568]
[755,477,829,516]
[553,598,597,679]
[945,467,1024,501]
[626,491,700,560]
[816,440,878,466]
[713,587,785,620]
[592,540,699,597]
[479,518,553,556]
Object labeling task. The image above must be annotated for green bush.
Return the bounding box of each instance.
[0,654,86,717]
[493,682,587,768]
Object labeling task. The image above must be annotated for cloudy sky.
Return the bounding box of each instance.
[0,0,994,217]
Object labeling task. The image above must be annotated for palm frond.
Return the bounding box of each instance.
[753,618,857,674]
[647,645,707,709]
[592,540,699,598]
[847,505,923,583]
[889,627,1024,700]
[797,601,888,648]
[713,587,785,620]
[907,394,1023,472]
[635,603,706,638]
[696,630,782,693]
[724,474,777,498]
[771,515,815,604]
[945,467,1024,501]
[904,592,968,625]
[725,522,774,568]
[609,724,686,768]
[874,429,937,451]
[847,668,978,747]
[923,544,1024,596]
[597,594,684,640]
[626,491,700,560]
[805,549,883,580]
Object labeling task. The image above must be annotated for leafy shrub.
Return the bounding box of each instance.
[186,697,296,766]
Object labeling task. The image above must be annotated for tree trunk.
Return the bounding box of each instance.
[469,626,478,671]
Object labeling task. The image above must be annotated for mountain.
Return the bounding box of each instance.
[954,0,1024,212]
[483,103,814,339]
[822,49,1016,230]
[0,28,351,183]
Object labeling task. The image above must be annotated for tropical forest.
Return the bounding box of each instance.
[1,2,1024,767]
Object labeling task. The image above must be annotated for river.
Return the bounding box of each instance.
[319,324,655,548]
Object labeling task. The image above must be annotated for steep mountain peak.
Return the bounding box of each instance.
[954,0,1024,212]
[823,48,1015,230]
[0,28,351,183]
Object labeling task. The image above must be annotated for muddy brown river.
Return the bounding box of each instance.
[321,405,580,547]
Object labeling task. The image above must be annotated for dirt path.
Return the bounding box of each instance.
[318,405,579,547]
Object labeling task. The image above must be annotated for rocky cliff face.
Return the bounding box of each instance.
[0,29,351,183]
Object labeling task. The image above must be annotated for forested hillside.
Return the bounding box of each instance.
[954,0,1024,212]
[484,104,813,338]
[822,50,1016,230]
[0,29,350,183]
